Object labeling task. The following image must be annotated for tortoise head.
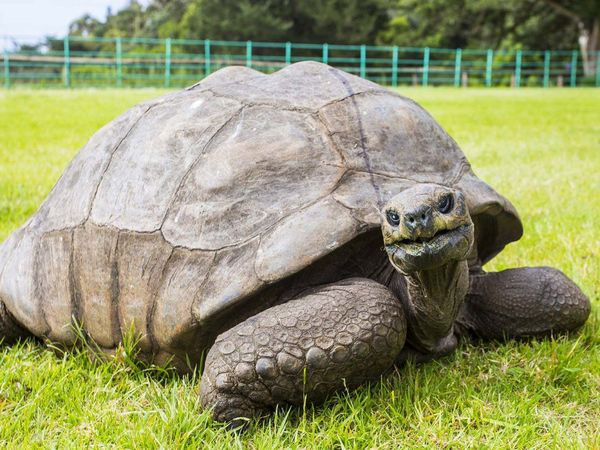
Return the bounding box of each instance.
[381,184,474,274]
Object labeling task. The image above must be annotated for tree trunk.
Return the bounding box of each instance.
[543,1,599,77]
[578,18,599,77]
[586,18,599,78]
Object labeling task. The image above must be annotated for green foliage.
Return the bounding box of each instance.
[377,0,582,50]
[161,0,290,42]
[67,0,388,45]
[56,0,599,53]
[0,88,598,447]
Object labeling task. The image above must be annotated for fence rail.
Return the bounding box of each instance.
[2,35,599,88]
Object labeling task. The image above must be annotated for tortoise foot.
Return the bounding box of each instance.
[457,267,591,340]
[199,278,407,425]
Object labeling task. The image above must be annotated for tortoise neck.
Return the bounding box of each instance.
[399,259,469,353]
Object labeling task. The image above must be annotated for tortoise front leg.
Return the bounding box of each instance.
[456,267,591,340]
[199,278,407,428]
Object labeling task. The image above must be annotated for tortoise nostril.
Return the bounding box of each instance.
[404,208,432,231]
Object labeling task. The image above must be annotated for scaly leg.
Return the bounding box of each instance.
[199,278,407,427]
[456,267,590,340]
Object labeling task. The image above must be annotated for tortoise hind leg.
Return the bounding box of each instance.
[0,301,31,344]
[456,266,591,340]
[200,278,407,428]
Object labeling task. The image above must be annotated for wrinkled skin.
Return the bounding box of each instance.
[381,184,473,274]
[200,184,590,427]
[381,184,474,355]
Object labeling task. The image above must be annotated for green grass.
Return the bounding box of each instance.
[0,87,598,448]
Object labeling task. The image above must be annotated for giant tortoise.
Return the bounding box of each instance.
[0,62,590,426]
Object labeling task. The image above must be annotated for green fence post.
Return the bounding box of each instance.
[164,38,171,88]
[3,50,9,89]
[454,48,462,87]
[543,50,550,88]
[422,47,430,86]
[360,45,366,78]
[285,42,291,65]
[391,46,398,87]
[63,36,70,88]
[514,49,522,88]
[246,40,252,68]
[596,51,600,87]
[485,48,493,87]
[204,39,211,76]
[115,37,122,87]
[322,43,328,64]
[570,50,577,87]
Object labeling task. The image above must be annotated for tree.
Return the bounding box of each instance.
[377,0,581,51]
[50,0,595,70]
[541,0,599,76]
[68,14,106,38]
[286,0,389,45]
[174,0,293,42]
[61,0,388,45]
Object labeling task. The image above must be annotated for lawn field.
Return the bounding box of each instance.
[0,87,598,448]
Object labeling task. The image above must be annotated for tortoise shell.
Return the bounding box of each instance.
[0,62,521,367]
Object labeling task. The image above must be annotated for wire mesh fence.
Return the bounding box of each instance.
[2,35,599,88]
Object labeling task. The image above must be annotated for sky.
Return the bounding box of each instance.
[0,0,149,48]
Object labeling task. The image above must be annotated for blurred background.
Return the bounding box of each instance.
[1,0,599,87]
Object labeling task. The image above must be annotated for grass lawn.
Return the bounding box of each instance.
[0,87,598,448]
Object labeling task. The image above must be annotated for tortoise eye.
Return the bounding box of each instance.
[386,210,400,226]
[438,194,454,214]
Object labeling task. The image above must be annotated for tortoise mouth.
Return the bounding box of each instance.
[394,226,458,246]
[385,223,473,272]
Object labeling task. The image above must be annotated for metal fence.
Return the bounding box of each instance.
[2,35,599,88]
